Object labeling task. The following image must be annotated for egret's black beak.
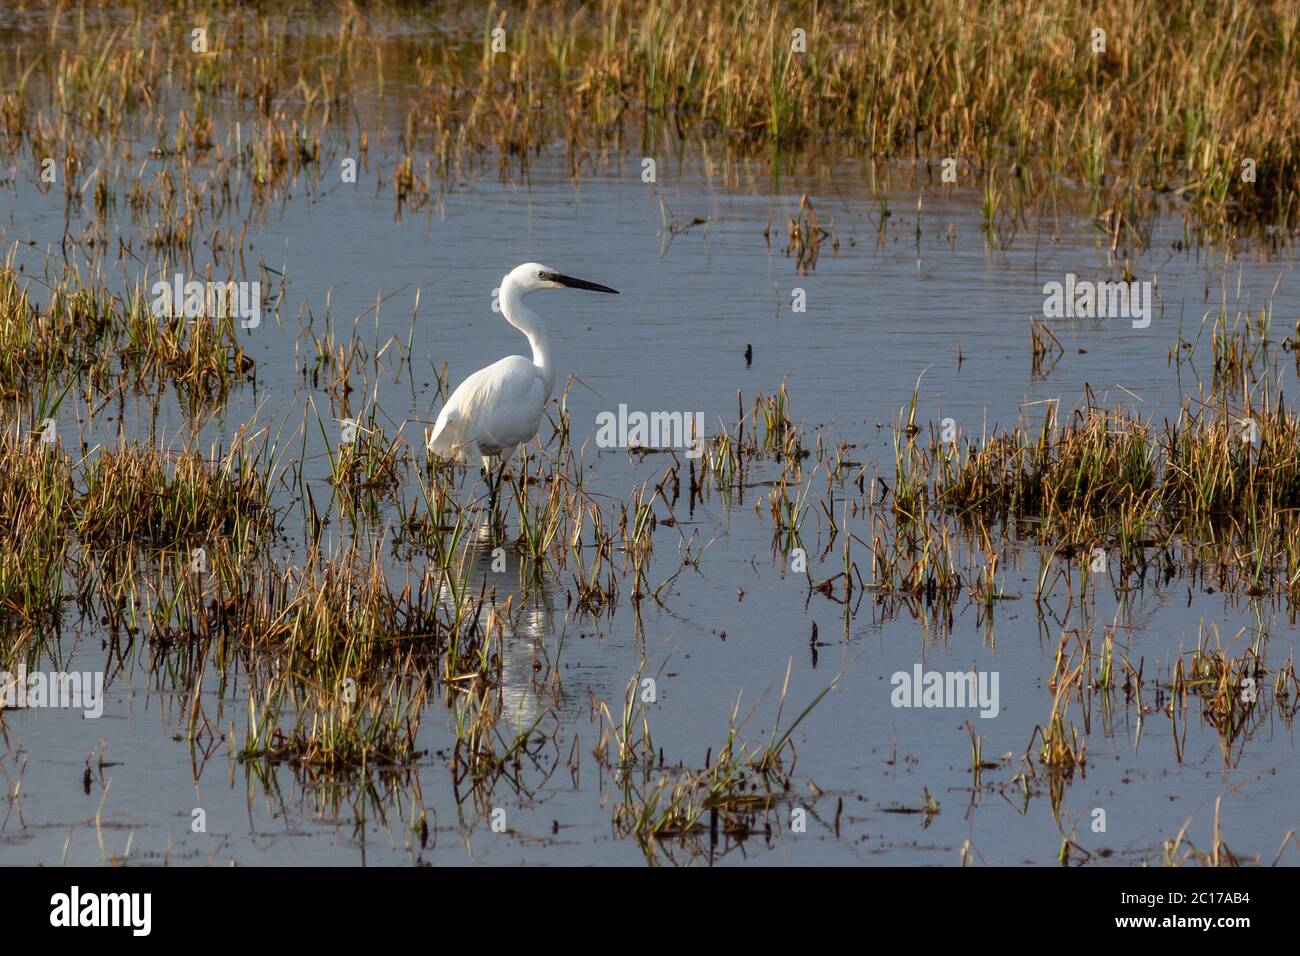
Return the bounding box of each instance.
[553,274,619,294]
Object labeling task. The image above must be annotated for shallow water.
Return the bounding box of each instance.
[1,29,1298,866]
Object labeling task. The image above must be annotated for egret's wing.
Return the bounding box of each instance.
[429,355,546,459]
[427,405,479,461]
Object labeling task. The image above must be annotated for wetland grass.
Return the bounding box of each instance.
[601,661,835,862]
[4,0,1297,241]
[869,382,1300,609]
[2,0,1297,866]
[77,440,274,548]
[0,424,74,630]
[0,260,253,407]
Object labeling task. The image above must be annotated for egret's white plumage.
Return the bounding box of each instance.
[429,262,618,474]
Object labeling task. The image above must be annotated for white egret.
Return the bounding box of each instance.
[428,262,619,510]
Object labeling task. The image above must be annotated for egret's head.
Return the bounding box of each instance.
[507,262,619,295]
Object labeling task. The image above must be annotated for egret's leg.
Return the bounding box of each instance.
[482,453,503,538]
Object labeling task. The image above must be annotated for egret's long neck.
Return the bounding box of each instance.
[501,279,556,400]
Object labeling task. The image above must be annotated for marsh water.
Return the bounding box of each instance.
[2,22,1298,866]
